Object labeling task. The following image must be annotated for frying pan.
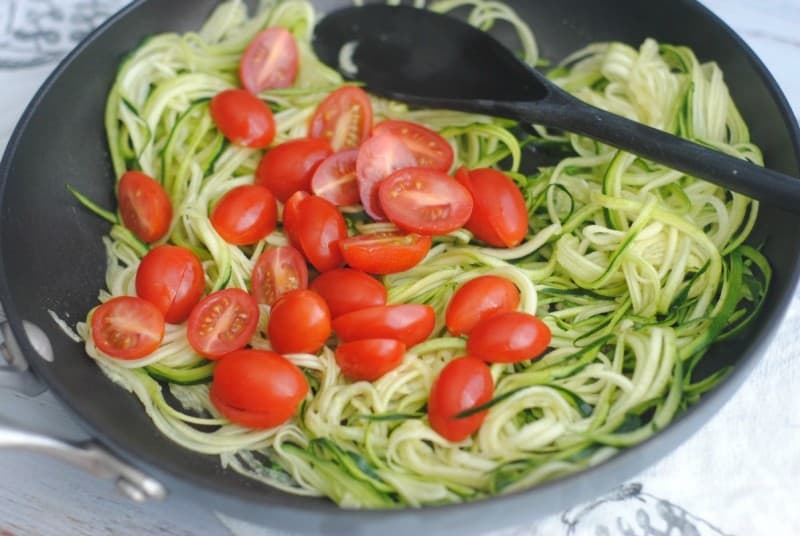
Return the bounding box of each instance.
[0,0,798,534]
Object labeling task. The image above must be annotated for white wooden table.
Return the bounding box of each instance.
[0,1,798,534]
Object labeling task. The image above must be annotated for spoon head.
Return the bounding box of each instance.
[312,5,548,104]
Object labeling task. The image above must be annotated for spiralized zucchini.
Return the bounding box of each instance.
[75,0,770,507]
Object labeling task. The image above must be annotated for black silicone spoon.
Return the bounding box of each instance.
[313,5,800,212]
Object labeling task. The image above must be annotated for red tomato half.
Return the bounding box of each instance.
[466,312,551,364]
[445,276,520,336]
[333,304,435,347]
[267,289,331,354]
[356,133,417,220]
[310,268,387,318]
[255,138,332,203]
[309,86,373,151]
[91,296,165,360]
[210,349,308,429]
[210,184,277,245]
[117,171,172,243]
[378,167,473,235]
[210,89,275,149]
[239,28,299,94]
[282,190,309,248]
[373,120,453,171]
[251,246,308,306]
[456,167,528,248]
[187,288,260,359]
[428,356,493,442]
[310,149,360,206]
[135,245,205,324]
[335,339,406,382]
[338,232,431,274]
[293,195,347,272]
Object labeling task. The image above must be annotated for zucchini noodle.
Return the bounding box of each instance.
[75,0,770,507]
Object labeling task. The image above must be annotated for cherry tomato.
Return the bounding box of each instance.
[456,167,528,248]
[356,133,416,220]
[135,245,205,324]
[310,268,387,318]
[333,304,435,347]
[210,349,308,429]
[117,171,172,243]
[91,296,165,360]
[428,356,493,442]
[292,196,347,272]
[255,138,332,203]
[378,167,473,236]
[338,232,431,274]
[373,120,453,172]
[210,89,275,149]
[210,184,277,245]
[334,339,406,382]
[309,86,373,151]
[466,312,551,364]
[251,246,308,306]
[282,190,309,248]
[445,276,520,336]
[310,149,360,206]
[187,288,260,359]
[268,289,331,354]
[239,28,299,94]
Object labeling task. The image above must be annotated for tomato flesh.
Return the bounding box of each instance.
[135,245,205,324]
[466,312,551,364]
[239,28,299,94]
[335,339,406,382]
[333,304,435,347]
[187,288,260,359]
[428,356,493,442]
[338,232,431,274]
[356,133,416,220]
[117,171,172,243]
[310,268,387,318]
[255,138,332,203]
[373,120,454,172]
[309,86,373,151]
[293,195,347,272]
[446,275,520,336]
[311,149,360,206]
[91,296,165,360]
[251,246,309,306]
[210,184,277,245]
[210,89,275,149]
[267,289,331,354]
[282,190,309,249]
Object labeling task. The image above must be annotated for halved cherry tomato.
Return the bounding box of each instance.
[267,289,331,354]
[309,86,373,151]
[210,349,308,429]
[117,171,172,243]
[335,339,406,382]
[135,245,205,324]
[210,89,275,149]
[333,304,435,347]
[456,167,528,248]
[338,232,431,274]
[187,288,260,359]
[251,246,308,306]
[210,184,277,245]
[378,167,473,235]
[292,196,347,272]
[356,133,416,220]
[445,276,520,336]
[310,268,387,318]
[282,190,309,248]
[428,356,493,442]
[91,296,165,360]
[255,138,332,203]
[466,312,551,364]
[310,149,360,206]
[373,120,453,172]
[239,28,299,94]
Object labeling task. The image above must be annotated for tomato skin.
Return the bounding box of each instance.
[255,138,333,203]
[239,28,299,94]
[187,288,260,359]
[378,167,473,236]
[338,232,431,275]
[334,339,406,381]
[311,149,360,206]
[356,133,417,220]
[117,171,172,243]
[309,86,373,151]
[135,245,205,324]
[282,190,309,248]
[333,304,435,347]
[445,276,520,337]
[210,184,277,245]
[373,120,454,172]
[466,312,551,364]
[293,196,347,272]
[210,349,308,429]
[428,356,493,442]
[251,246,308,306]
[268,289,331,354]
[91,296,165,359]
[456,167,528,248]
[309,268,387,318]
[210,89,276,149]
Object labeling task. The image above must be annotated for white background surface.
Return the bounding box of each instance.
[0,0,798,534]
